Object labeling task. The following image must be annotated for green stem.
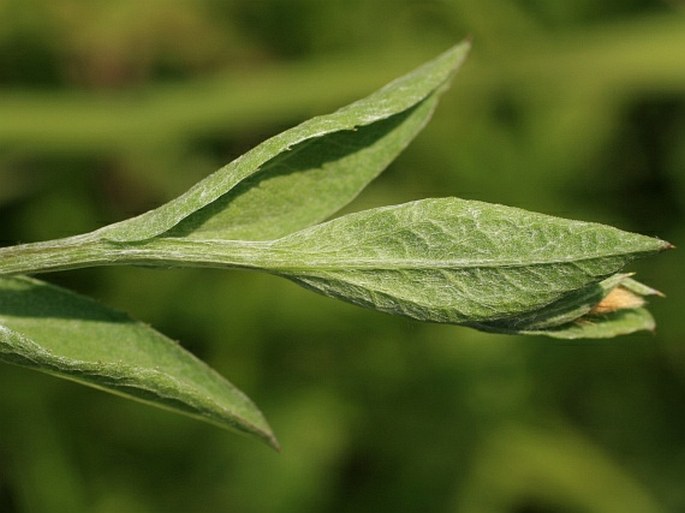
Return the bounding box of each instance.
[0,235,112,275]
[0,235,275,276]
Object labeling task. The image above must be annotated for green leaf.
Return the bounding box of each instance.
[0,198,669,339]
[525,309,656,339]
[257,197,669,327]
[475,273,660,337]
[0,276,278,449]
[97,41,470,242]
[8,197,660,339]
[470,273,629,333]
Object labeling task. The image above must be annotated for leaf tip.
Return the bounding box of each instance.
[629,234,675,258]
[264,432,282,452]
[446,38,472,66]
[646,236,673,253]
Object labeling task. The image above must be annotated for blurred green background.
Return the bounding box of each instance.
[0,1,684,512]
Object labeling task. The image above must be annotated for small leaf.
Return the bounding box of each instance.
[528,274,661,338]
[470,273,630,333]
[258,198,668,327]
[524,309,656,339]
[0,276,278,449]
[98,42,470,242]
[475,273,660,337]
[620,277,664,297]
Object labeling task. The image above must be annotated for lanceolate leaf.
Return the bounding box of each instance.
[0,276,278,449]
[97,42,470,243]
[168,99,438,241]
[257,198,669,326]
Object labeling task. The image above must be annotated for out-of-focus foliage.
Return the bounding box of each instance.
[0,1,683,512]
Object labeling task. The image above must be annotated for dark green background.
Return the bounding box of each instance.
[1,1,683,512]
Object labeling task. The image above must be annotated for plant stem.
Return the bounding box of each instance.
[0,235,275,276]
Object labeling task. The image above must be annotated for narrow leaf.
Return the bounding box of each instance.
[524,309,656,339]
[0,276,277,449]
[260,198,668,326]
[620,277,664,297]
[168,99,438,241]
[97,41,470,242]
[475,274,659,337]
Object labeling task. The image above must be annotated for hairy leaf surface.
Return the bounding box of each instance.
[99,42,470,242]
[262,198,668,326]
[0,276,277,449]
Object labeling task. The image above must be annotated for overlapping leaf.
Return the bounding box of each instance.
[0,41,672,448]
[475,274,661,338]
[253,198,668,333]
[84,197,666,337]
[0,44,472,447]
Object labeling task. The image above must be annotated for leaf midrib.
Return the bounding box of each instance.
[137,237,654,272]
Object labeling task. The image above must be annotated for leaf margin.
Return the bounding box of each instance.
[0,275,279,449]
[96,41,471,243]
